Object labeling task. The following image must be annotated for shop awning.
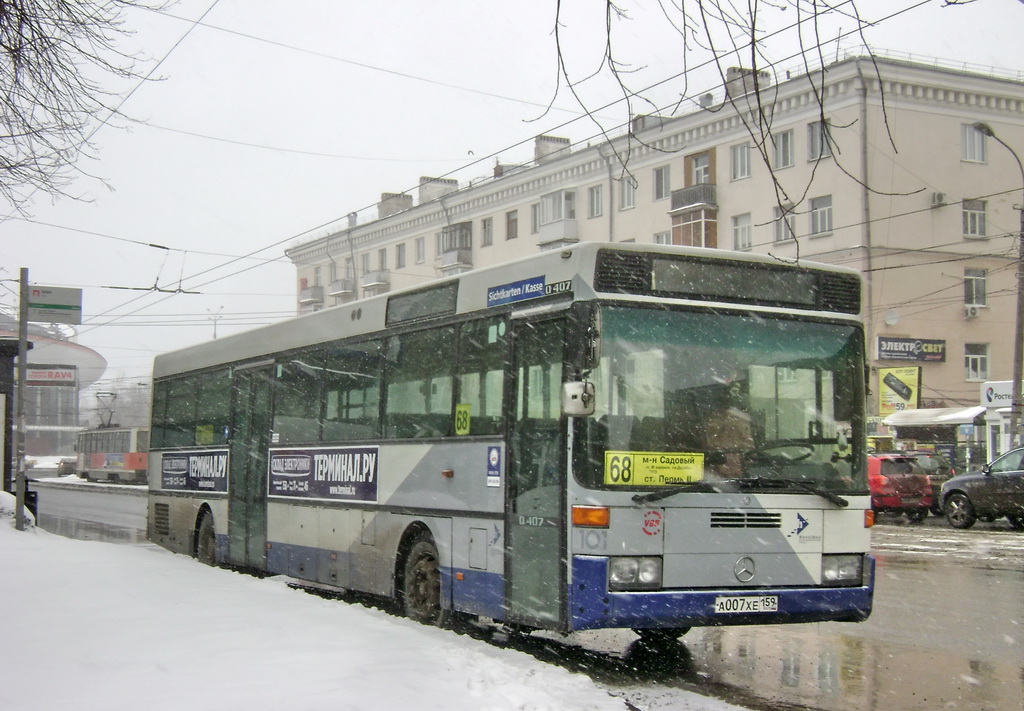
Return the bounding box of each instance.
[881,406,987,427]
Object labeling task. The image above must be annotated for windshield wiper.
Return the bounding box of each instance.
[632,480,725,504]
[737,477,849,508]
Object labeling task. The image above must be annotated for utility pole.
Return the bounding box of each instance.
[15,269,28,531]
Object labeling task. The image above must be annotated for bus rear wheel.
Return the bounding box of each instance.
[402,535,448,627]
[195,513,217,566]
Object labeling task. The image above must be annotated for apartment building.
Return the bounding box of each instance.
[285,54,1024,449]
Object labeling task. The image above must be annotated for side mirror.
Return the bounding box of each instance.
[562,381,596,417]
[982,464,992,476]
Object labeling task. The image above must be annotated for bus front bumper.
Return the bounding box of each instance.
[569,554,875,632]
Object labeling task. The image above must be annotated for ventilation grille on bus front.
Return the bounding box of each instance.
[819,273,861,314]
[594,250,649,292]
[153,503,170,536]
[710,511,782,529]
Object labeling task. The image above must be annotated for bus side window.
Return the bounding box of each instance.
[273,355,324,444]
[322,339,383,442]
[384,327,455,439]
[455,317,508,437]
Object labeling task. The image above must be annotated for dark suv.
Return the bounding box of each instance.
[903,450,955,515]
[940,448,1024,530]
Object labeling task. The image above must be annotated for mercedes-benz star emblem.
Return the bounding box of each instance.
[734,556,756,583]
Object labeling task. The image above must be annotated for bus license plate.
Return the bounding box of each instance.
[714,595,779,614]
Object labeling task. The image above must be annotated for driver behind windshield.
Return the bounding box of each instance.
[703,380,753,478]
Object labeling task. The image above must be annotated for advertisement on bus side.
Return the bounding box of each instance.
[267,446,379,502]
[161,450,229,492]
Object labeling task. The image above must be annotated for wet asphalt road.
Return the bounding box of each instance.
[520,515,1024,711]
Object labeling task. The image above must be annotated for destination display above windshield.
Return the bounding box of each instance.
[652,258,818,306]
[268,446,379,502]
[604,451,705,486]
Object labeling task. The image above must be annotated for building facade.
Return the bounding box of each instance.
[286,54,1024,455]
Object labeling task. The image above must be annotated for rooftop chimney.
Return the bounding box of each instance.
[725,67,771,99]
[378,192,413,218]
[535,135,571,164]
[418,176,459,204]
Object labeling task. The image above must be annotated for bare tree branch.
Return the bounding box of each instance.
[0,0,164,210]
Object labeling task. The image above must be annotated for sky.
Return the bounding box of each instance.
[2,0,1024,395]
[0,491,747,711]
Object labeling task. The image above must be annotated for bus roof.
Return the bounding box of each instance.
[153,242,861,379]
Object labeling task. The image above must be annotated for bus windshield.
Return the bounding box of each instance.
[575,305,866,492]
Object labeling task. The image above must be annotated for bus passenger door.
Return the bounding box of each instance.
[228,364,273,569]
[506,318,566,629]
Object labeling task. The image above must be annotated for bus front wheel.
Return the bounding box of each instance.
[195,513,217,566]
[402,535,448,627]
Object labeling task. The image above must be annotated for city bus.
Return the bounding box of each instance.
[76,426,150,483]
[147,242,873,640]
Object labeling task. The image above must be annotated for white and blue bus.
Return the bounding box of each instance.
[147,243,873,640]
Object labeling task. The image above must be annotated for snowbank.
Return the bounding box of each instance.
[0,491,625,711]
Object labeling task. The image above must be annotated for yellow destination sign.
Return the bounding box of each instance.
[603,451,705,486]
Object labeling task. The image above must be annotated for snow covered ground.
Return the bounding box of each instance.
[0,492,743,711]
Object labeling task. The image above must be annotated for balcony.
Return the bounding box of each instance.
[328,278,356,297]
[670,184,717,212]
[298,285,324,305]
[537,218,578,248]
[362,270,390,289]
[439,247,473,272]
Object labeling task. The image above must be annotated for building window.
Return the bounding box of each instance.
[692,154,710,185]
[313,266,321,286]
[653,230,671,245]
[773,129,794,169]
[395,243,406,269]
[961,123,987,163]
[439,222,472,253]
[774,205,796,242]
[732,213,752,251]
[540,189,576,224]
[730,144,750,180]
[619,177,636,210]
[378,248,387,270]
[481,217,493,247]
[963,199,987,238]
[361,253,370,274]
[506,210,519,240]
[415,237,425,263]
[809,195,833,236]
[808,120,832,160]
[654,166,671,200]
[530,202,541,234]
[964,268,987,306]
[965,343,989,381]
[588,185,603,218]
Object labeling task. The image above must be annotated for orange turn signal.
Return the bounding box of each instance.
[572,505,610,528]
[864,509,875,528]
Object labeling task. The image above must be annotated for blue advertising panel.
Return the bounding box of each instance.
[486,276,572,308]
[161,450,229,492]
[268,446,379,502]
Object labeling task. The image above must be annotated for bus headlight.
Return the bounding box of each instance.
[608,556,662,591]
[821,554,863,586]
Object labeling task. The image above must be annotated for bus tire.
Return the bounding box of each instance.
[402,534,448,627]
[195,512,217,566]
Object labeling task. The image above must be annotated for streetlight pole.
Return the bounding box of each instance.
[974,122,1024,449]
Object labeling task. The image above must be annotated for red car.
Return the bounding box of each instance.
[868,453,932,523]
